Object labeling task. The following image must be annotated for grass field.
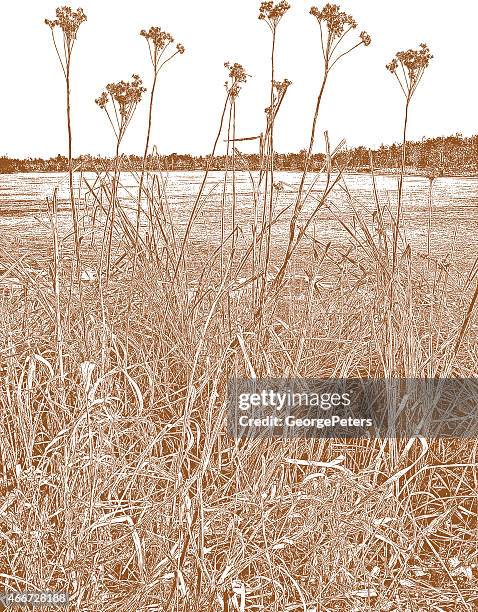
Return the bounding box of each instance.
[1,166,478,610]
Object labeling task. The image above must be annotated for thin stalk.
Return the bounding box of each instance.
[171,92,231,286]
[101,139,121,284]
[392,96,410,273]
[261,30,277,301]
[231,99,237,257]
[65,54,87,338]
[65,61,81,275]
[427,176,434,270]
[134,68,159,267]
[51,189,65,387]
[274,69,328,288]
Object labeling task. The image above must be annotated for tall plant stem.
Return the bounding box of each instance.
[273,69,328,289]
[171,93,231,285]
[261,31,277,300]
[66,64,81,274]
[124,71,159,357]
[427,176,434,270]
[392,96,410,274]
[231,99,237,257]
[65,57,87,336]
[103,139,121,285]
[134,69,158,266]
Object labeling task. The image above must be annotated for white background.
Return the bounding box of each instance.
[1,0,475,157]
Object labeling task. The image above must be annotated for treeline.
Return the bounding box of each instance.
[2,133,478,174]
[341,133,478,174]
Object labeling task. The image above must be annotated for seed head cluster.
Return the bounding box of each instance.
[45,6,86,44]
[258,1,291,28]
[387,43,433,76]
[310,3,356,36]
[96,74,146,119]
[273,78,292,95]
[360,31,372,47]
[387,43,433,96]
[224,62,249,99]
[140,27,174,50]
[309,4,371,61]
[265,79,292,118]
[140,25,185,70]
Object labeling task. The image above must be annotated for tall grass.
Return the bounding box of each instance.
[1,3,478,611]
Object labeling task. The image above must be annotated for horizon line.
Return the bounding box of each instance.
[1,130,477,162]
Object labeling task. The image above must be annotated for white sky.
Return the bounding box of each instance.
[1,1,476,158]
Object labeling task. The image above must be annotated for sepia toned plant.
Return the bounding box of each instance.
[386,43,433,100]
[265,78,292,123]
[386,43,433,270]
[360,31,371,46]
[174,60,251,281]
[256,2,291,306]
[310,3,371,69]
[258,1,291,31]
[141,26,174,53]
[133,26,185,255]
[45,6,87,289]
[96,75,146,283]
[224,62,249,99]
[45,6,87,58]
[272,4,371,290]
[95,74,146,145]
[140,26,185,74]
[310,3,356,37]
[258,0,291,139]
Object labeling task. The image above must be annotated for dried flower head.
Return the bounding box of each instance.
[386,58,398,73]
[105,75,146,118]
[309,4,370,67]
[310,4,356,37]
[398,43,432,75]
[96,75,146,141]
[45,6,86,46]
[258,1,290,29]
[265,79,291,122]
[224,62,249,99]
[140,26,185,70]
[387,43,432,98]
[360,31,371,47]
[273,78,292,95]
[95,92,108,110]
[140,26,174,50]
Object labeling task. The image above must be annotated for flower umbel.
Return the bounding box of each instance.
[386,43,432,98]
[140,26,185,72]
[44,5,87,285]
[273,78,292,97]
[309,4,371,67]
[45,6,86,47]
[258,1,291,30]
[224,62,249,99]
[96,75,146,141]
[140,26,174,50]
[105,75,146,118]
[360,31,371,47]
[95,92,108,110]
[310,3,356,36]
[265,78,292,120]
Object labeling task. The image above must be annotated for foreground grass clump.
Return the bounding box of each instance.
[1,236,478,609]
